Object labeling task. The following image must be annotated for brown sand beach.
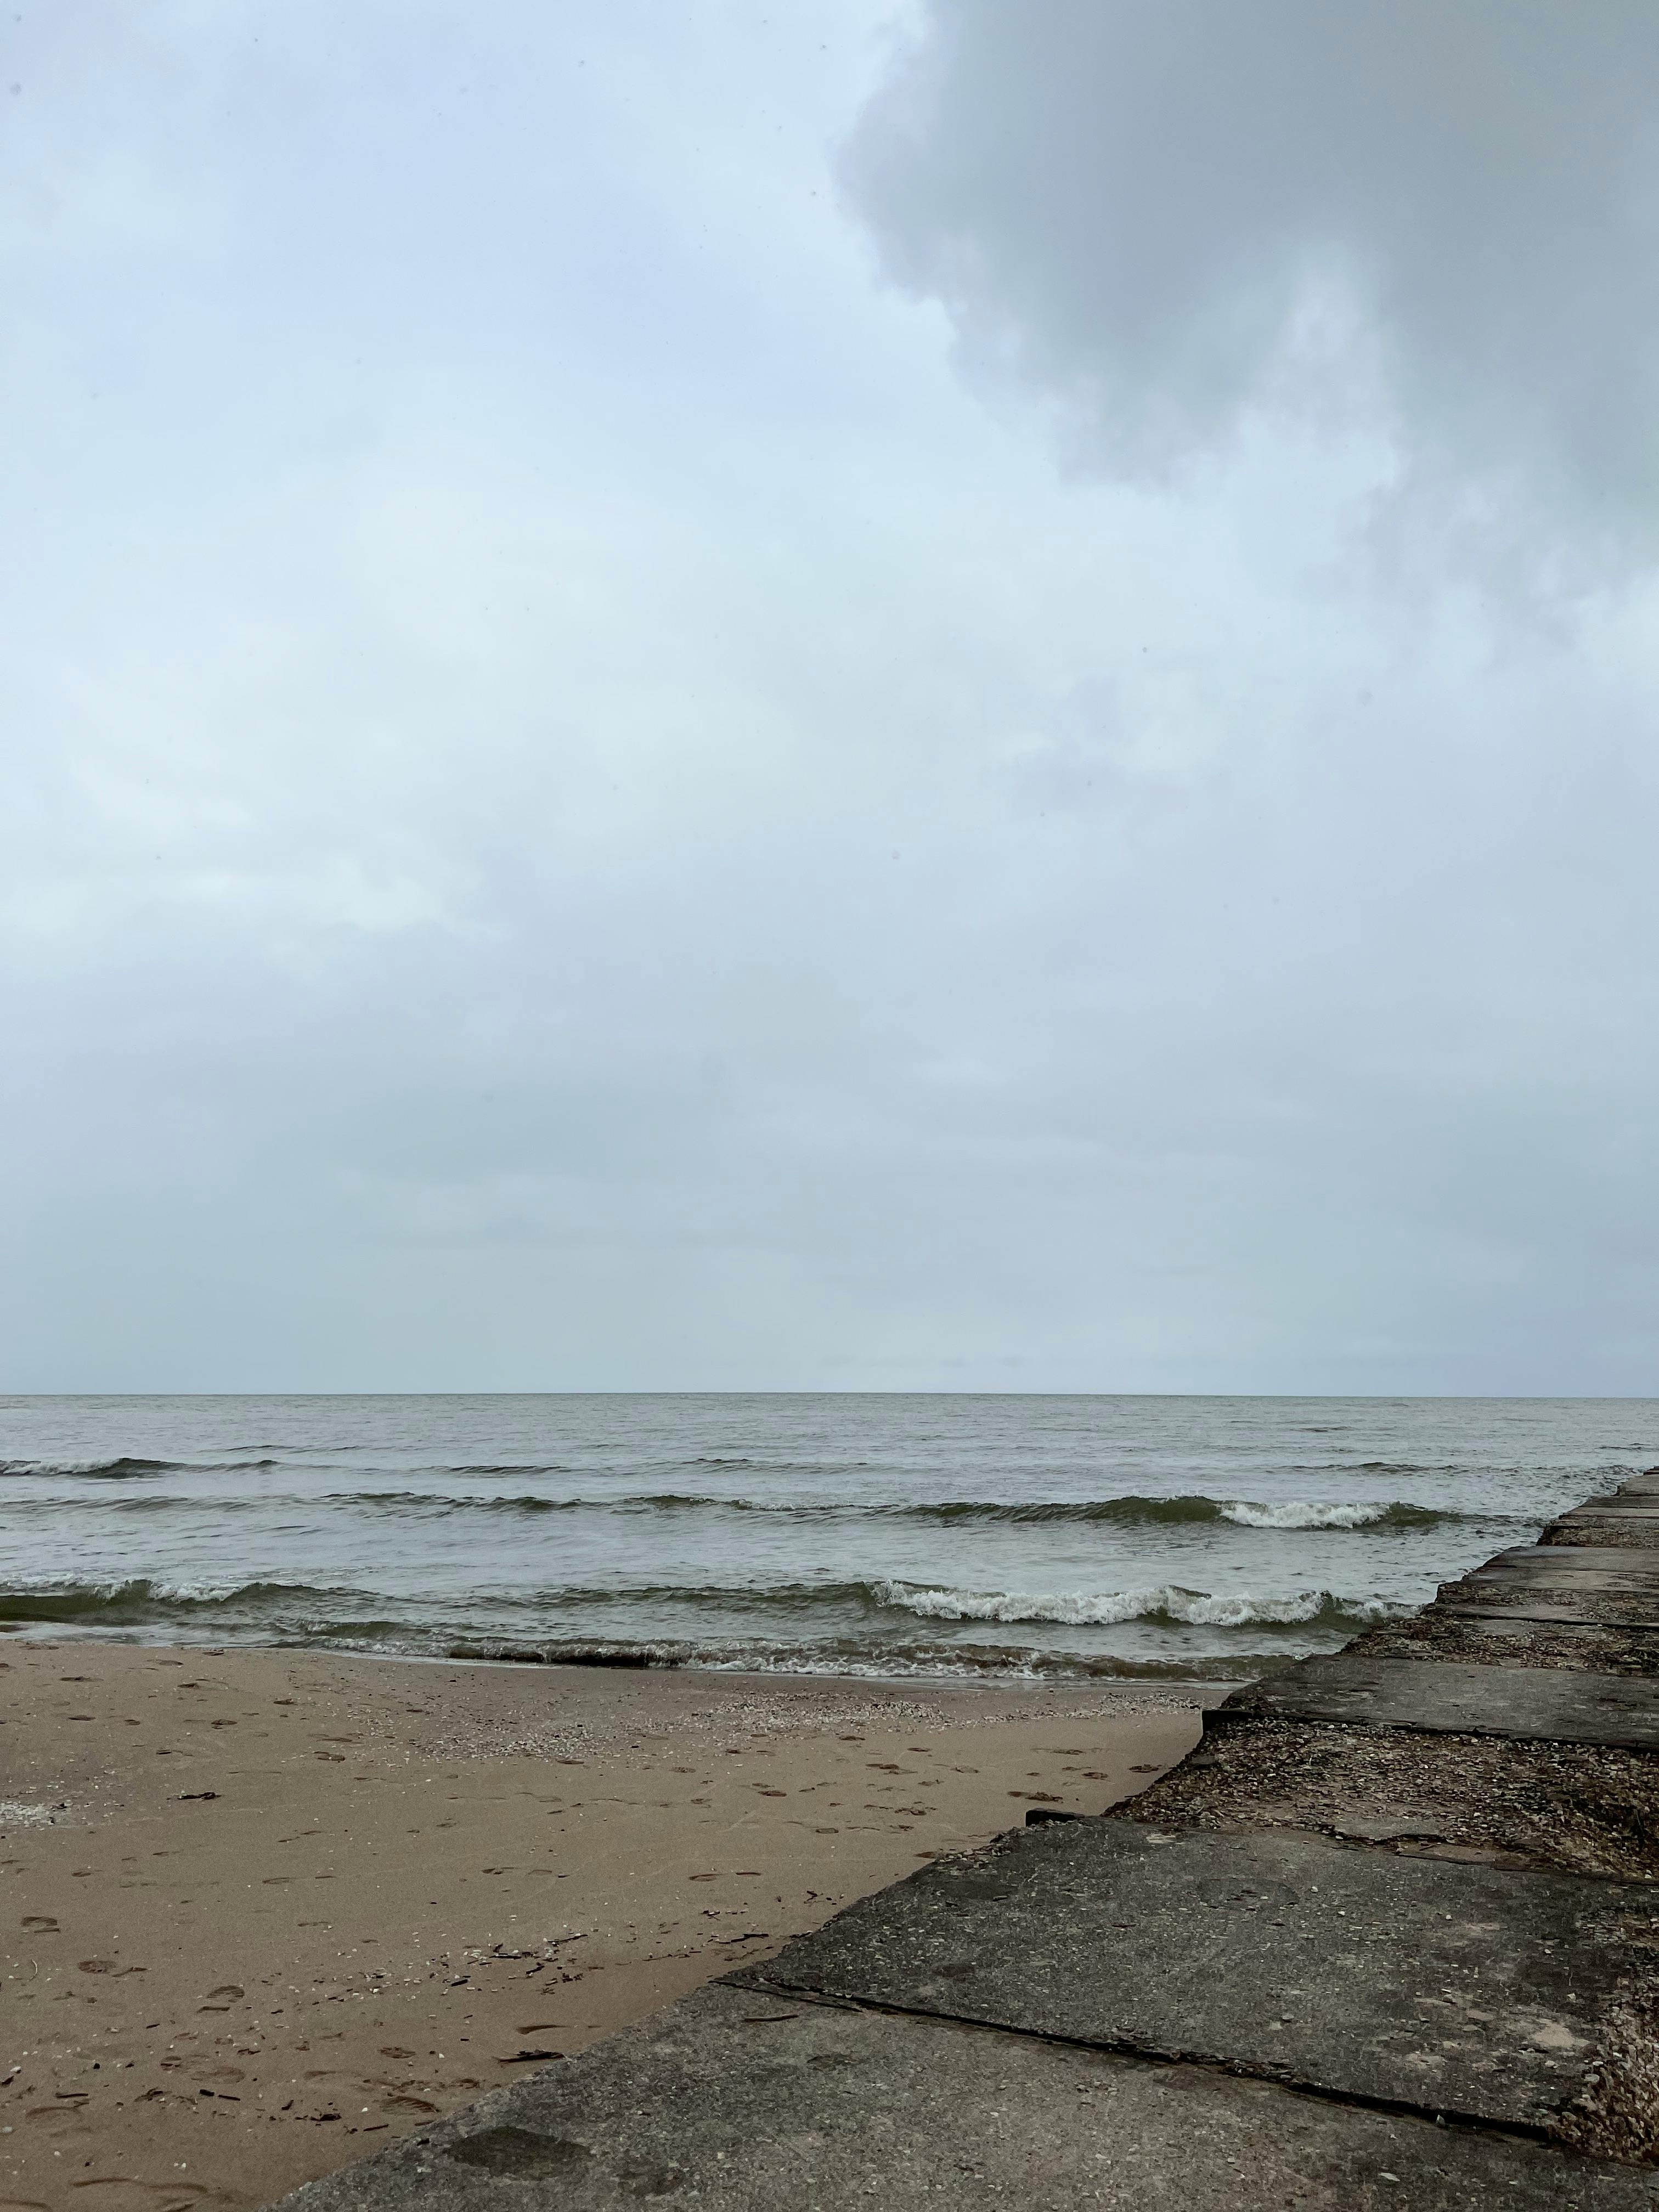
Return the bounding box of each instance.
[1,1643,1203,2212]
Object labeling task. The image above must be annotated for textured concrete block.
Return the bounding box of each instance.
[1461,1548,1659,1600]
[1221,1654,1659,1748]
[266,1983,1659,2212]
[728,1817,1658,2134]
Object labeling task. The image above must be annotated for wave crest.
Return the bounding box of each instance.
[870,1578,1405,1630]
[1220,1499,1411,1531]
[0,1571,1408,1638]
[0,1456,279,1480]
[196,1487,1483,1531]
[1,1457,174,1479]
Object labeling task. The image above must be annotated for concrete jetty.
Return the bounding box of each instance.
[271,1470,1659,2209]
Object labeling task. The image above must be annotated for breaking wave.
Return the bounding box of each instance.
[14,1486,1508,1531]
[0,1572,1408,1641]
[0,1456,279,1480]
[870,1578,1408,1630]
[2,1457,174,1479]
[256,1488,1475,1528]
[896,1494,1481,1532]
[1216,1499,1436,1531]
[437,1636,1284,1684]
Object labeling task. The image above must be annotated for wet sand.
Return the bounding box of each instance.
[0,1641,1203,2212]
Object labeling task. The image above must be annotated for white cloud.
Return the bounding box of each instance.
[3,0,1658,1389]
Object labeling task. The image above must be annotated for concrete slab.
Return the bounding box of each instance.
[1438,1592,1659,1634]
[1351,1610,1659,1677]
[1126,1717,1659,1883]
[1435,1602,1659,1631]
[1550,1521,1659,1551]
[1459,1548,1659,1597]
[1221,1655,1659,1749]
[265,1982,1659,2212]
[727,1817,1659,2132]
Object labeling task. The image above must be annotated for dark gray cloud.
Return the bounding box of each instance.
[848,2,1659,528]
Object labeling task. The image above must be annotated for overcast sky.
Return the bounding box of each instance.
[5,1,1658,1394]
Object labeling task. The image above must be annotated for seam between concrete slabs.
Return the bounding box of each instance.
[721,1971,1585,2152]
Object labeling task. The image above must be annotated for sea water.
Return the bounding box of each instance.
[2,1395,1651,1681]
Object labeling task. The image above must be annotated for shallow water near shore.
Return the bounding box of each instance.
[3,1393,1653,1681]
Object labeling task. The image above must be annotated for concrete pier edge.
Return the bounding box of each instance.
[268,1465,1659,2209]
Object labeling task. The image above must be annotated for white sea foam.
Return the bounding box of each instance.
[871,1578,1401,1628]
[876,1581,1156,1626]
[1218,1499,1393,1530]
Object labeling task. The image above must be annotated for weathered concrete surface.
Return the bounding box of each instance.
[267,1982,1659,2212]
[1440,1590,1659,1630]
[1130,1715,1659,1882]
[728,1815,1658,2132]
[1356,1609,1659,1674]
[1603,1473,1659,1500]
[1221,1655,1659,1748]
[1434,1597,1659,1630]
[1551,1519,1659,1550]
[1462,1549,1659,1595]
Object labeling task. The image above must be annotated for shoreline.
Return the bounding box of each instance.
[0,1630,1276,1698]
[0,1621,1288,1690]
[1,1638,1205,2211]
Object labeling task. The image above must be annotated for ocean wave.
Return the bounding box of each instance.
[0,1583,1344,1684]
[439,1463,574,1476]
[437,1635,1282,1684]
[870,1578,1407,1631]
[104,1487,1499,1532]
[1217,1499,1436,1531]
[898,1494,1478,1532]
[1348,1461,1466,1476]
[0,1574,861,1623]
[0,1457,175,1479]
[0,1456,280,1480]
[324,1489,587,1513]
[0,1578,404,1631]
[2,1488,586,1518]
[326,1489,825,1515]
[0,1571,1405,1638]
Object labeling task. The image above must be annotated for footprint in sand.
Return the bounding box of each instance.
[22,2106,89,2140]
[63,2182,223,2212]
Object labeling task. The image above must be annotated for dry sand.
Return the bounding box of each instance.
[0,1641,1204,2212]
